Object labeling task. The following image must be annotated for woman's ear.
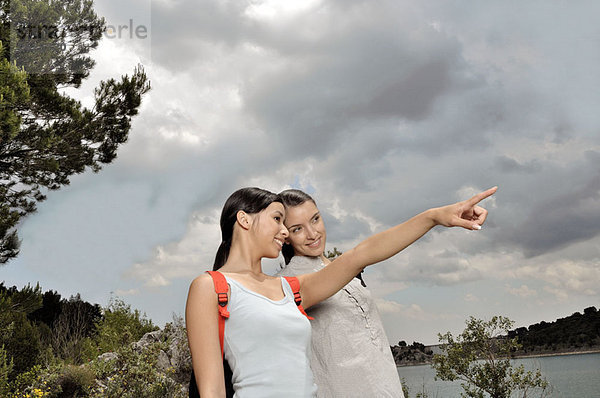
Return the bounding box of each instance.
[236,210,251,230]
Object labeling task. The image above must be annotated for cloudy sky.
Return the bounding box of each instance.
[3,0,600,345]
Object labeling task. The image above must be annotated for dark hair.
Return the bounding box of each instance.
[213,187,282,271]
[278,189,316,264]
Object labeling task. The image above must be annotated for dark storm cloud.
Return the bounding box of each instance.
[495,156,541,174]
[150,0,252,69]
[320,210,372,242]
[149,0,482,159]
[242,17,477,159]
[508,153,600,257]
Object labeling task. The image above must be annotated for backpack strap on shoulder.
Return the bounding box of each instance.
[206,271,230,358]
[283,276,314,320]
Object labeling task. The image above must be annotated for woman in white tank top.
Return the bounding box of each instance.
[186,186,497,397]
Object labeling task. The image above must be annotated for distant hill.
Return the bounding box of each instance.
[509,306,600,355]
[391,306,600,366]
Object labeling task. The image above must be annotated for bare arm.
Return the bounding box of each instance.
[298,187,497,308]
[186,275,226,398]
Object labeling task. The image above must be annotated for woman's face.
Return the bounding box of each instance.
[284,201,327,258]
[251,201,289,258]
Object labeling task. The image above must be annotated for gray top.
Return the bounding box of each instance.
[277,256,404,398]
[223,276,318,397]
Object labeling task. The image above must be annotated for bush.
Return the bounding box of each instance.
[2,312,42,379]
[90,341,185,398]
[9,365,53,398]
[93,298,158,354]
[0,345,13,396]
[56,365,95,397]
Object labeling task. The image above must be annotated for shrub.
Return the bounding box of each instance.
[433,316,550,398]
[90,342,185,398]
[56,365,95,397]
[0,345,13,396]
[93,298,158,354]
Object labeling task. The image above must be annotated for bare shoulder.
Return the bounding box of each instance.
[187,273,217,305]
[189,273,213,290]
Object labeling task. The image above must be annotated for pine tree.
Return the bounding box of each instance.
[0,0,150,264]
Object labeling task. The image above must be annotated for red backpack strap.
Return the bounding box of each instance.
[206,271,230,358]
[283,276,314,320]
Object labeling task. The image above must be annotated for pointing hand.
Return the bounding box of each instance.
[431,186,498,230]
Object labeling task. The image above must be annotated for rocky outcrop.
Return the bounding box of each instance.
[93,319,192,396]
[130,322,192,384]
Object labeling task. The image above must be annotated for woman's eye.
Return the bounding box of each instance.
[274,216,281,222]
[312,216,319,223]
[292,227,301,233]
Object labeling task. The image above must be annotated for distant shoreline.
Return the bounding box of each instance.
[512,348,600,360]
[396,347,600,368]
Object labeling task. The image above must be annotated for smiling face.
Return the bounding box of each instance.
[284,200,326,258]
[250,201,289,258]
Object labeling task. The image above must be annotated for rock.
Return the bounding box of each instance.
[157,349,171,372]
[133,330,163,353]
[97,352,118,362]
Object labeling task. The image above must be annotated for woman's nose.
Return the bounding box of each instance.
[306,225,316,239]
[281,225,289,238]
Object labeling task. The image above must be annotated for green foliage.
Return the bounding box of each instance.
[432,316,550,398]
[400,376,434,398]
[3,0,105,83]
[56,365,95,397]
[3,312,41,378]
[0,282,43,315]
[401,378,410,398]
[0,0,150,265]
[29,290,63,327]
[9,362,94,398]
[93,297,158,354]
[1,284,190,397]
[90,343,185,398]
[325,246,342,260]
[0,345,13,396]
[509,306,600,352]
[0,283,43,379]
[50,294,102,364]
[0,42,30,139]
[1,283,105,368]
[9,364,53,398]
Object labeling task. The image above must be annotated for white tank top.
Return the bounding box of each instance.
[223,276,318,398]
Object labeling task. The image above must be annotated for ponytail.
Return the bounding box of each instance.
[213,240,231,271]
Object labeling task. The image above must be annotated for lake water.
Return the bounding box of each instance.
[398,352,600,397]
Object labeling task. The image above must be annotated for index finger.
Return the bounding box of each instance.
[466,186,498,206]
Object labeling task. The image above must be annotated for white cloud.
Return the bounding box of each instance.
[374,299,427,321]
[505,284,537,298]
[244,0,322,21]
[126,213,221,287]
[464,293,479,302]
[543,286,569,302]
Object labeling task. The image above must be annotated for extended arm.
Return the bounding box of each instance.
[186,275,226,398]
[298,187,497,308]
